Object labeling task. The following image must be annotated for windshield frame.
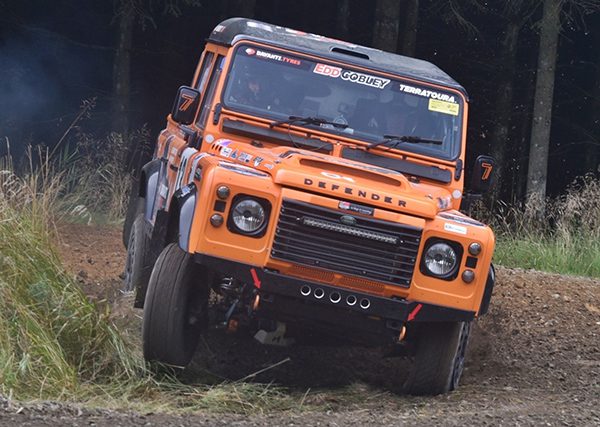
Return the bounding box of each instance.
[220,41,466,162]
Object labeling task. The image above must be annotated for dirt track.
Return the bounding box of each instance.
[1,223,599,426]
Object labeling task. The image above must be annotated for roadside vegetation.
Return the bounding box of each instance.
[487,175,600,278]
[1,126,599,412]
[0,145,304,413]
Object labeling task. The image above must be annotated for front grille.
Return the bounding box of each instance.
[271,200,422,287]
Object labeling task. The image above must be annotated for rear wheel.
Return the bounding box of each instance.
[142,243,208,367]
[404,321,472,395]
[122,177,144,248]
[123,215,151,294]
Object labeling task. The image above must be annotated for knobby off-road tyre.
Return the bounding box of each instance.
[142,243,208,368]
[123,216,152,294]
[122,183,144,248]
[404,321,472,395]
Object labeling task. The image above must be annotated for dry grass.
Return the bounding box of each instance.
[0,150,307,413]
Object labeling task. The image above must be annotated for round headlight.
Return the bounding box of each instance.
[231,199,266,233]
[424,242,458,277]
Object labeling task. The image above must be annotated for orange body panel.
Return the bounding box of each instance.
[151,36,495,317]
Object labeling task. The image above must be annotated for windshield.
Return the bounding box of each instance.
[222,44,464,160]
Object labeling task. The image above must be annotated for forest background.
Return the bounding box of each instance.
[2,0,600,207]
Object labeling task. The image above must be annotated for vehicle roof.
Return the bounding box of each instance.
[207,18,468,98]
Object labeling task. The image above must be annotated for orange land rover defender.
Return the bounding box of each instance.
[123,18,496,395]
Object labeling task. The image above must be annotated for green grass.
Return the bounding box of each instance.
[0,188,142,399]
[494,234,600,277]
[487,175,600,279]
[0,155,307,414]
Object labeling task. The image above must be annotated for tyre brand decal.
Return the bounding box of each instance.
[244,47,303,67]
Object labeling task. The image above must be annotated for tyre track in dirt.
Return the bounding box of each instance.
[1,223,598,426]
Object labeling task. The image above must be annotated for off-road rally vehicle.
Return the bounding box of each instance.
[123,18,496,395]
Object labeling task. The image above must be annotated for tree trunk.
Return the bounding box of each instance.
[584,48,600,174]
[489,19,520,202]
[525,0,561,213]
[112,1,134,135]
[336,0,350,38]
[372,0,401,52]
[400,0,418,56]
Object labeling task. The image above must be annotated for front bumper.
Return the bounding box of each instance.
[194,253,475,343]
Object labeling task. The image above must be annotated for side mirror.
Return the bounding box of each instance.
[171,86,200,125]
[470,155,495,193]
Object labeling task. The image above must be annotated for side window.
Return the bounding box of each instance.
[195,51,214,94]
[197,55,225,128]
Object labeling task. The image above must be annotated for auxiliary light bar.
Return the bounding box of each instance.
[302,217,398,245]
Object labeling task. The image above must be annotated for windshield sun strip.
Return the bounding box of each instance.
[220,43,464,160]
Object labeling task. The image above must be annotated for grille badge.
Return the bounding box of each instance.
[340,215,357,226]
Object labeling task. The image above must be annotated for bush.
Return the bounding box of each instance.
[0,160,142,399]
[0,153,303,412]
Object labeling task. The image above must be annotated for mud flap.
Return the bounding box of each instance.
[479,264,495,316]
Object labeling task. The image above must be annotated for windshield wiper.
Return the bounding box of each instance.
[269,115,348,129]
[367,134,443,150]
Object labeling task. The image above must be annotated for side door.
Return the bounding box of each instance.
[150,52,219,221]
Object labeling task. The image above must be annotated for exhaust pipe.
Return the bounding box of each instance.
[360,298,371,309]
[330,292,341,304]
[300,285,311,297]
[346,295,357,306]
[314,288,325,299]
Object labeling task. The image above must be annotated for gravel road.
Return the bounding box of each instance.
[1,224,598,426]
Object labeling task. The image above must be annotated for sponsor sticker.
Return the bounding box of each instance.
[215,139,232,146]
[341,70,390,89]
[221,147,232,158]
[397,83,457,103]
[238,152,253,163]
[338,201,374,216]
[253,157,264,167]
[230,150,239,160]
[159,184,168,199]
[264,163,274,170]
[439,212,484,227]
[249,48,303,66]
[444,222,467,235]
[313,65,390,89]
[429,99,460,116]
[314,63,342,77]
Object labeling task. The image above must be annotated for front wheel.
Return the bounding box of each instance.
[404,321,472,395]
[142,243,209,367]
